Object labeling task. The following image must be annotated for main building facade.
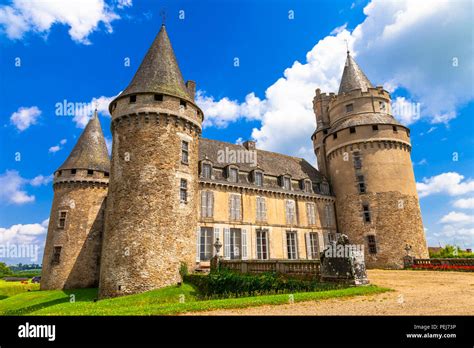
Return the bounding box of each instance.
[41,25,428,297]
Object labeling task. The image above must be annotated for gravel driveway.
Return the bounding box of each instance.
[185,270,474,315]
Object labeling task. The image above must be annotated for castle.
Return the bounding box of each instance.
[41,25,429,297]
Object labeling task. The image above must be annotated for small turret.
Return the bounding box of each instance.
[41,111,110,290]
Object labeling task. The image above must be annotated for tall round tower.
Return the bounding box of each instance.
[41,111,110,289]
[99,25,203,298]
[312,51,428,268]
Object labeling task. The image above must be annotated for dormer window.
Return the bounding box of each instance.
[227,166,238,183]
[71,169,76,175]
[254,171,263,187]
[392,126,398,133]
[154,94,163,101]
[349,127,356,134]
[372,125,379,131]
[104,172,109,178]
[280,175,291,190]
[129,95,136,103]
[180,100,187,108]
[346,104,354,113]
[87,170,93,176]
[201,162,212,179]
[301,179,312,193]
[57,170,62,177]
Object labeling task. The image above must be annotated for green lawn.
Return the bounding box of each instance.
[0,281,391,316]
[0,279,40,299]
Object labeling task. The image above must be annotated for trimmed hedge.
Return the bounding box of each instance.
[185,270,346,299]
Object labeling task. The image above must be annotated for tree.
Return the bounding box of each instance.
[0,262,12,275]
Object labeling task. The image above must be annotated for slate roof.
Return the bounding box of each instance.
[338,51,373,95]
[199,138,326,182]
[119,25,192,102]
[57,111,110,173]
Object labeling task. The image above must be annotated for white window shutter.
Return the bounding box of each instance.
[208,191,214,218]
[224,228,230,260]
[196,227,201,262]
[306,233,312,259]
[237,195,241,220]
[283,231,287,259]
[213,227,220,256]
[201,192,206,218]
[242,228,248,260]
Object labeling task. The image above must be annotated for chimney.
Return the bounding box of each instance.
[242,140,256,150]
[186,80,196,99]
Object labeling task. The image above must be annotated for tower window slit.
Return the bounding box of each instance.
[367,235,377,254]
[362,204,371,223]
[181,141,189,164]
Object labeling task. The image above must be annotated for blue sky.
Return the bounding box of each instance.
[0,0,473,264]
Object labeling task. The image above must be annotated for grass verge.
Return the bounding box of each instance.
[0,282,391,316]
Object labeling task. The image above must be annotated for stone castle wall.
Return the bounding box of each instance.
[41,170,107,290]
[99,93,201,298]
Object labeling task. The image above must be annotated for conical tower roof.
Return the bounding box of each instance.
[338,51,373,94]
[58,111,110,173]
[119,24,192,102]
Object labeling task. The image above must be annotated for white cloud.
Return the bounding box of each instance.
[48,138,68,153]
[453,198,474,209]
[196,91,265,128]
[0,219,48,244]
[435,211,474,247]
[30,174,53,187]
[199,0,472,161]
[48,145,61,153]
[0,0,130,44]
[10,106,41,131]
[416,172,474,198]
[72,94,117,128]
[439,211,474,225]
[0,170,35,204]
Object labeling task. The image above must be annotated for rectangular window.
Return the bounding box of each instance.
[324,204,333,227]
[201,191,214,218]
[202,163,212,179]
[379,101,386,112]
[129,95,136,103]
[346,104,354,113]
[285,200,296,225]
[58,211,67,229]
[52,246,62,264]
[87,169,93,176]
[372,125,379,131]
[349,127,356,134]
[357,175,366,194]
[286,231,298,260]
[333,132,338,139]
[393,126,398,133]
[283,177,291,190]
[353,151,362,169]
[306,203,316,225]
[200,227,213,261]
[180,99,187,108]
[229,194,241,220]
[229,167,238,182]
[180,179,187,203]
[255,171,263,186]
[367,235,377,254]
[104,172,109,178]
[256,196,267,222]
[256,229,269,260]
[304,180,312,193]
[154,94,163,101]
[71,169,76,175]
[363,204,371,223]
[230,228,242,259]
[309,233,319,259]
[181,141,189,164]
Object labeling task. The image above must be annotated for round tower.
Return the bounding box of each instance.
[98,25,203,298]
[312,51,428,268]
[41,111,110,289]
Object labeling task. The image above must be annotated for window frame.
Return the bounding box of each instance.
[52,246,62,265]
[306,202,316,225]
[285,199,296,225]
[362,204,371,223]
[367,235,377,254]
[58,210,67,229]
[180,179,188,203]
[181,141,189,165]
[286,231,298,260]
[199,227,213,261]
[256,229,269,260]
[345,103,354,113]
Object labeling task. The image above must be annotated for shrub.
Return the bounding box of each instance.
[185,270,344,299]
[179,263,188,279]
[429,245,474,258]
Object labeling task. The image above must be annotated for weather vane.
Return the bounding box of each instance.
[160,8,167,25]
[344,39,349,54]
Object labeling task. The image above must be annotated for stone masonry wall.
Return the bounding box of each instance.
[41,178,107,290]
